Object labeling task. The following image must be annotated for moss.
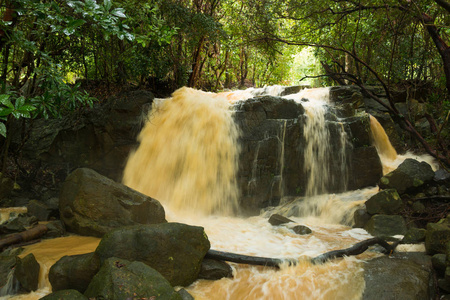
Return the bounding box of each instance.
[380,177,389,185]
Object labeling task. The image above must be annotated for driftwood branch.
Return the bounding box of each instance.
[206,237,400,268]
[311,237,399,264]
[0,224,48,250]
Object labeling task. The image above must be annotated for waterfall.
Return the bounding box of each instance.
[123,87,240,215]
[369,115,438,173]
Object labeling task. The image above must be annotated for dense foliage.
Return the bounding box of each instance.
[0,0,449,165]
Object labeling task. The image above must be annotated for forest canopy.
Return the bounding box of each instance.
[0,0,449,165]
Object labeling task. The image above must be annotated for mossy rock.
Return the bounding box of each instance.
[379,159,434,194]
[40,289,88,300]
[364,214,407,237]
[84,257,181,300]
[365,189,402,215]
[95,223,210,287]
[425,222,450,255]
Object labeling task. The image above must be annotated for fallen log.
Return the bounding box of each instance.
[205,250,296,268]
[311,237,400,264]
[0,224,48,250]
[206,237,400,268]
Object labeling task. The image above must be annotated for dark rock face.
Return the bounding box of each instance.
[364,214,407,237]
[49,252,100,293]
[362,252,435,300]
[13,90,154,182]
[13,253,40,292]
[268,214,294,226]
[40,289,88,300]
[365,189,402,215]
[95,223,210,287]
[233,95,382,213]
[379,159,435,194]
[426,221,450,255]
[198,258,233,280]
[84,257,181,300]
[59,168,166,237]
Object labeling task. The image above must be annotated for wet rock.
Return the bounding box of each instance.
[347,146,383,191]
[198,258,233,280]
[292,225,312,235]
[268,214,294,226]
[0,215,38,235]
[426,221,450,255]
[0,248,22,292]
[432,254,447,276]
[435,169,450,184]
[379,159,435,194]
[59,168,166,237]
[49,252,100,293]
[27,200,57,221]
[84,257,181,300]
[13,253,39,292]
[353,208,371,228]
[44,220,66,238]
[362,252,435,300]
[402,228,426,244]
[364,214,407,237]
[15,90,154,182]
[365,189,402,215]
[177,288,195,300]
[234,96,382,213]
[345,115,372,148]
[95,223,210,287]
[40,289,88,300]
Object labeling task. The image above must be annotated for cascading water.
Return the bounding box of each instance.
[123,87,240,215]
[122,86,375,300]
[5,85,424,300]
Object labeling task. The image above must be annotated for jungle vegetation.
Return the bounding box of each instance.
[0,0,449,165]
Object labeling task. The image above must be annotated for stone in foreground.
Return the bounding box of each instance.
[59,168,166,237]
[84,257,181,300]
[95,223,210,286]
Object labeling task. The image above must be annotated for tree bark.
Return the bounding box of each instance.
[0,224,48,250]
[205,237,399,268]
[421,13,450,95]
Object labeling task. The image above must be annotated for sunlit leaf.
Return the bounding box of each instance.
[0,123,6,138]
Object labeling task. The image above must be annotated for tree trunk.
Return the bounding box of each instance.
[205,237,399,268]
[0,224,48,250]
[421,13,450,95]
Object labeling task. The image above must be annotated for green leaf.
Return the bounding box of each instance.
[0,94,13,109]
[111,8,126,18]
[103,0,112,10]
[12,111,21,119]
[0,123,6,138]
[0,108,13,117]
[17,104,37,112]
[15,96,25,109]
[67,19,86,28]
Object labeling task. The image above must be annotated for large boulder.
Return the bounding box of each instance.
[0,248,22,295]
[13,253,40,293]
[364,214,407,237]
[362,252,435,300]
[365,189,402,215]
[84,257,181,300]
[426,221,450,255]
[59,168,166,237]
[49,252,100,293]
[40,289,88,300]
[379,159,435,194]
[95,223,210,286]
